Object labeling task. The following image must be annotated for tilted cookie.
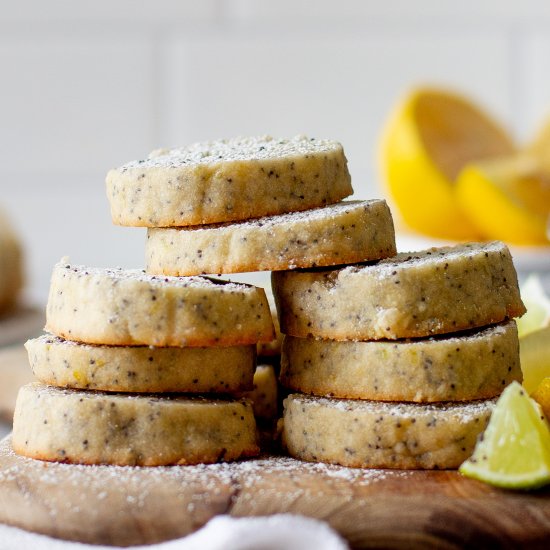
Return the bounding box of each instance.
[257,307,282,359]
[46,260,274,347]
[146,200,396,276]
[13,383,259,466]
[272,241,525,340]
[106,135,352,227]
[280,321,521,402]
[26,334,255,393]
[282,393,494,469]
[238,365,279,422]
[0,210,23,313]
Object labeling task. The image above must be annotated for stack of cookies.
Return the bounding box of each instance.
[115,135,397,427]
[13,261,274,465]
[273,241,526,469]
[12,135,397,466]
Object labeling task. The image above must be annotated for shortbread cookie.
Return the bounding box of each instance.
[12,383,259,466]
[0,210,23,313]
[257,307,282,359]
[26,334,255,393]
[280,321,521,402]
[146,200,396,276]
[107,135,352,227]
[282,393,494,469]
[46,260,274,347]
[272,241,525,340]
[238,365,278,421]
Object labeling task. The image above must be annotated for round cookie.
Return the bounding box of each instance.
[146,200,396,276]
[272,241,525,340]
[282,393,494,469]
[257,307,282,359]
[280,321,521,402]
[238,364,279,421]
[46,260,274,347]
[12,383,259,466]
[26,334,255,393]
[106,135,352,227]
[0,210,23,313]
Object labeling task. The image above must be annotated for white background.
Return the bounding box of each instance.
[2,0,550,302]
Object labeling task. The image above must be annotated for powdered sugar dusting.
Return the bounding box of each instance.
[0,436,401,490]
[54,260,255,291]
[22,382,251,406]
[118,136,342,171]
[291,393,496,420]
[345,241,507,278]
[168,200,381,233]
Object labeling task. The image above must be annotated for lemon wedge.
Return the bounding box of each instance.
[380,87,515,240]
[459,381,550,489]
[455,154,550,245]
[532,377,550,421]
[517,274,550,393]
[521,326,550,394]
[517,274,550,338]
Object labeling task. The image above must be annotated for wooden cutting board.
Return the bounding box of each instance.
[0,437,549,549]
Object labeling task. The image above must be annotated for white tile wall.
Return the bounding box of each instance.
[0,0,549,302]
[0,36,155,180]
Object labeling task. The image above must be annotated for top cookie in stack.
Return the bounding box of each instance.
[106,135,397,276]
[107,135,353,227]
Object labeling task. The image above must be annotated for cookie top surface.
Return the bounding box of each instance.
[288,392,496,417]
[177,200,378,232]
[344,241,507,278]
[116,135,343,172]
[55,259,255,291]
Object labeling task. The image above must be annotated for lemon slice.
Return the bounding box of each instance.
[379,87,515,240]
[521,326,550,394]
[532,377,550,421]
[455,154,550,245]
[517,274,550,338]
[459,381,550,489]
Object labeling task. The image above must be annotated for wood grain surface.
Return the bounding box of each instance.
[0,437,549,549]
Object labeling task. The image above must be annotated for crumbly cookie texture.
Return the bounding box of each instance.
[0,210,23,313]
[282,393,494,469]
[146,200,396,276]
[106,135,352,227]
[45,260,274,347]
[272,241,525,340]
[12,383,259,466]
[26,334,255,393]
[280,321,521,402]
[238,365,279,421]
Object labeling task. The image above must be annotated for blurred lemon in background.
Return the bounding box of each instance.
[380,86,550,245]
[380,87,515,240]
[456,154,550,245]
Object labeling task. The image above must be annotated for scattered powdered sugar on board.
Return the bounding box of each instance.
[0,436,402,495]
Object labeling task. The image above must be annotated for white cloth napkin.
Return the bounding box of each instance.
[0,514,348,550]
